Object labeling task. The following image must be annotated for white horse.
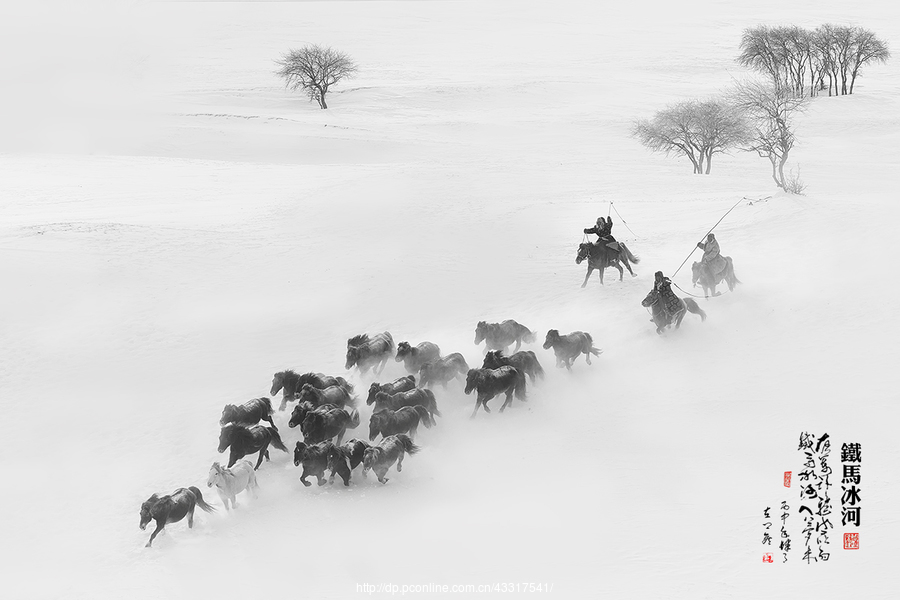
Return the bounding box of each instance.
[207,460,259,510]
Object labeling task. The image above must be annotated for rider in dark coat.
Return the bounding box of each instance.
[584,216,617,247]
[653,271,683,318]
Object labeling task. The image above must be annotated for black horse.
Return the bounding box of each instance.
[474,320,536,354]
[301,407,361,445]
[691,257,741,297]
[542,330,602,369]
[346,332,395,375]
[218,424,288,469]
[139,487,216,548]
[395,341,441,374]
[270,370,353,412]
[362,434,420,484]
[642,288,707,334]
[366,375,417,405]
[464,367,527,417]
[293,441,351,487]
[575,241,639,287]
[368,406,434,441]
[289,402,337,429]
[372,388,441,419]
[417,353,470,389]
[295,383,356,408]
[482,350,545,383]
[219,397,277,430]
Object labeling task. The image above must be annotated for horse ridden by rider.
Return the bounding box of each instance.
[642,271,707,334]
[578,215,639,285]
[692,233,740,296]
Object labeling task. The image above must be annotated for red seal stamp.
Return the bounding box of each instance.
[784,471,791,488]
[763,553,774,563]
[844,533,859,550]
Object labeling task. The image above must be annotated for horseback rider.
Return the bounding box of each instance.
[584,216,617,249]
[653,271,683,320]
[696,233,722,284]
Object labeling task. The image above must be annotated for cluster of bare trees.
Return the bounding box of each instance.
[632,23,889,192]
[738,24,890,97]
[631,87,808,191]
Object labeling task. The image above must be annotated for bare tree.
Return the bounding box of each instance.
[632,100,748,174]
[275,45,358,109]
[731,80,808,190]
[848,27,891,94]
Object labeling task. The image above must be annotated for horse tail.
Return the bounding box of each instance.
[268,427,289,452]
[346,408,361,429]
[262,397,274,415]
[584,333,603,356]
[188,486,217,513]
[336,376,354,394]
[396,434,420,456]
[621,243,640,264]
[523,327,537,343]
[683,298,708,322]
[422,389,441,418]
[532,354,546,379]
[513,368,527,400]
[412,405,434,428]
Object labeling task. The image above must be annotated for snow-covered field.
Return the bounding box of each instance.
[2,0,899,598]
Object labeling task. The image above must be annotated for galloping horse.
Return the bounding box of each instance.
[139,487,216,547]
[346,332,395,375]
[691,257,741,297]
[641,288,707,334]
[575,242,639,287]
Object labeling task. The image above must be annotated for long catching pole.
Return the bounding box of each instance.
[671,197,744,277]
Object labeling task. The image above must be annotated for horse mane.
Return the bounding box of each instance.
[348,334,369,347]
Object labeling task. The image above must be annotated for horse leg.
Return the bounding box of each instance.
[615,262,624,281]
[397,451,405,472]
[471,397,482,419]
[500,389,514,412]
[255,448,266,470]
[317,473,326,486]
[230,492,238,509]
[217,489,230,511]
[584,349,592,365]
[336,428,345,446]
[300,468,312,487]
[582,267,593,288]
[278,395,288,412]
[514,339,522,353]
[146,519,166,548]
[623,257,635,277]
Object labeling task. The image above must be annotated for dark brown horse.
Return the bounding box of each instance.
[464,367,527,417]
[482,350,545,383]
[289,402,337,429]
[691,257,741,297]
[270,371,353,411]
[295,383,356,408]
[542,330,602,369]
[346,332,395,375]
[418,353,470,389]
[575,241,639,286]
[301,407,361,445]
[474,320,536,354]
[219,397,276,430]
[372,388,441,419]
[362,434,420,484]
[139,487,216,547]
[217,424,288,469]
[293,441,351,487]
[395,341,441,374]
[368,406,434,441]
[642,288,707,334]
[366,375,417,405]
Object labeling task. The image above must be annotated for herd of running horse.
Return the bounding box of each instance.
[138,225,740,547]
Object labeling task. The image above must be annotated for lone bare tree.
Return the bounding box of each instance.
[275,45,358,109]
[731,80,808,190]
[632,100,747,174]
